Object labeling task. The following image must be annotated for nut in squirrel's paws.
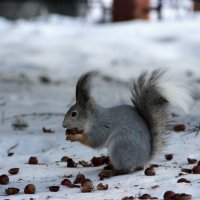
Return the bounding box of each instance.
[66,128,83,141]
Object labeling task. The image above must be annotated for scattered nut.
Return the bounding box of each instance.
[5,187,20,195]
[0,174,9,185]
[187,158,197,164]
[174,193,192,200]
[173,124,185,132]
[139,194,152,199]
[181,168,193,174]
[79,160,92,167]
[91,156,109,166]
[163,191,175,200]
[60,156,69,162]
[165,154,173,161]
[28,156,38,165]
[97,183,108,190]
[121,197,135,200]
[74,174,85,184]
[177,178,191,183]
[193,165,200,174]
[24,184,36,194]
[8,152,14,157]
[8,168,19,175]
[144,167,156,176]
[42,127,54,133]
[80,179,93,193]
[66,158,77,168]
[61,179,73,188]
[151,185,159,189]
[49,186,60,192]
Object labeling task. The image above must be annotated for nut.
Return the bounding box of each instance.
[174,193,192,200]
[28,156,38,165]
[121,197,135,200]
[0,174,9,185]
[24,184,36,194]
[74,174,85,184]
[80,179,93,193]
[5,187,20,195]
[165,154,173,161]
[91,156,109,166]
[42,127,54,133]
[193,165,200,174]
[139,194,152,199]
[97,183,108,190]
[173,124,185,132]
[79,160,92,167]
[8,168,19,175]
[61,156,69,162]
[177,178,191,183]
[187,158,197,164]
[61,179,73,188]
[49,186,60,192]
[163,191,175,200]
[66,158,77,168]
[181,168,193,174]
[144,167,156,176]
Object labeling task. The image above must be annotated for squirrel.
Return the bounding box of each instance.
[62,69,192,178]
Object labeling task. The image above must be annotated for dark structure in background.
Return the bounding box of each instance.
[0,0,88,20]
[112,0,163,22]
[193,0,200,11]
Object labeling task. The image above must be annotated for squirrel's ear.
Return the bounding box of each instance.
[76,71,96,110]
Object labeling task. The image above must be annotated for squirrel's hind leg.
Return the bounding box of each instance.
[99,168,129,180]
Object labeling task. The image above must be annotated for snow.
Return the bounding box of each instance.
[0,12,200,200]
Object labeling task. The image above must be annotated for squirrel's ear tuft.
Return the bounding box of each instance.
[76,71,96,109]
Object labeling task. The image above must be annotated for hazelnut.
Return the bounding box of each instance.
[0,174,9,185]
[28,156,38,165]
[139,194,152,199]
[97,183,108,190]
[163,191,175,200]
[8,168,19,175]
[91,156,105,166]
[165,154,173,161]
[49,186,60,192]
[177,178,191,183]
[61,156,69,162]
[61,179,73,188]
[79,160,92,167]
[193,165,200,174]
[74,174,85,184]
[174,193,192,200]
[67,158,77,168]
[181,168,193,174]
[80,179,93,193]
[187,158,197,164]
[173,124,185,132]
[121,197,135,200]
[144,167,156,176]
[24,184,36,194]
[5,187,20,195]
[42,127,54,133]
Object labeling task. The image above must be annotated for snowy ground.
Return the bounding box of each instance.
[0,13,200,200]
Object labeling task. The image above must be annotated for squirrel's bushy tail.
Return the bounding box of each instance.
[131,69,192,157]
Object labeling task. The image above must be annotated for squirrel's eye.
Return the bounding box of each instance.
[71,111,78,118]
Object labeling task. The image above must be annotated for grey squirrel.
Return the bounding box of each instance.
[62,69,192,178]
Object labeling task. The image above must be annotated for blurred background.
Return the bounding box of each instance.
[0,0,198,21]
[0,0,200,117]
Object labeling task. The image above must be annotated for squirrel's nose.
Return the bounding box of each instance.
[62,121,67,128]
